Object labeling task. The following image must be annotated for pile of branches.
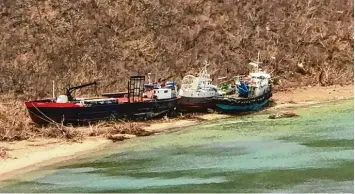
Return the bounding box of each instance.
[0,95,83,142]
[89,121,153,136]
[0,98,34,141]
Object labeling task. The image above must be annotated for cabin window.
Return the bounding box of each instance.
[164,90,168,93]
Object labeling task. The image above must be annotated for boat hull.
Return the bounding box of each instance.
[214,91,272,113]
[177,96,215,111]
[25,98,177,125]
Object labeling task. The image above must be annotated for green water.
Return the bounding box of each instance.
[1,100,354,193]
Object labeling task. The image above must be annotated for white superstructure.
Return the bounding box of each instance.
[143,79,178,100]
[179,61,219,98]
[233,53,272,98]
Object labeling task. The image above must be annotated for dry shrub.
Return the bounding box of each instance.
[106,122,154,137]
[0,94,150,142]
[0,95,83,142]
[178,112,207,121]
[0,97,34,141]
[37,124,84,142]
[87,122,112,137]
[87,121,154,139]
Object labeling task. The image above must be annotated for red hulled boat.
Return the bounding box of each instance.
[25,76,178,125]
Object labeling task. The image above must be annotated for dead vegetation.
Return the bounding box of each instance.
[88,121,154,138]
[0,99,84,142]
[0,0,353,98]
[0,95,157,142]
[177,112,207,121]
[0,0,353,141]
[0,96,35,141]
[0,94,85,141]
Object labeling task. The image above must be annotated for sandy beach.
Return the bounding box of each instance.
[0,84,353,181]
[0,138,111,181]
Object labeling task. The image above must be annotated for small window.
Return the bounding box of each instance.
[164,90,168,93]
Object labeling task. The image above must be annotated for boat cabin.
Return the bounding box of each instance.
[143,81,177,100]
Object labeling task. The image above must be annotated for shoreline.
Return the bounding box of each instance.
[0,138,111,182]
[0,84,353,182]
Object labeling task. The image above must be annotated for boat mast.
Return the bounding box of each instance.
[256,51,260,69]
[52,80,55,99]
[249,51,263,73]
[198,60,210,88]
[147,73,152,84]
[198,60,209,79]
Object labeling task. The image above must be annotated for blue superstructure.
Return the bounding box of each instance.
[238,81,249,97]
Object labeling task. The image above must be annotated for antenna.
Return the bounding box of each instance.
[147,73,152,84]
[198,60,210,79]
[255,51,262,69]
[52,80,55,99]
[204,60,209,67]
[154,64,157,83]
[257,51,260,63]
[248,51,263,72]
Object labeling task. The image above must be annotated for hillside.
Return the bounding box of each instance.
[0,0,353,98]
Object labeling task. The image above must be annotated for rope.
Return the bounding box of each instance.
[27,108,56,124]
[30,102,60,125]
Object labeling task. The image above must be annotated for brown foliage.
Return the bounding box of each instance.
[0,93,154,142]
[0,95,83,141]
[88,121,154,141]
[0,0,353,98]
[0,0,353,141]
[0,96,34,141]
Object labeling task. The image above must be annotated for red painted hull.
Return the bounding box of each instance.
[25,97,178,125]
[177,96,215,111]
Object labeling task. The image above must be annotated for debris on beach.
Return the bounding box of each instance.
[105,122,154,142]
[108,134,137,142]
[178,113,207,121]
[268,111,299,119]
[0,147,10,159]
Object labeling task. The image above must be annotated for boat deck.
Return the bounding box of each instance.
[73,97,155,104]
[217,95,246,100]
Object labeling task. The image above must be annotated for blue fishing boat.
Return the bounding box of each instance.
[213,54,272,113]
